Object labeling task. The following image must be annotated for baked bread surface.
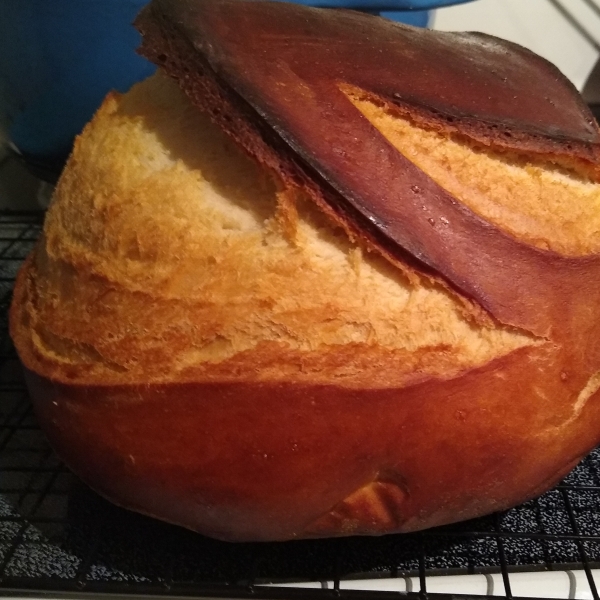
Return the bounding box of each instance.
[10,0,600,541]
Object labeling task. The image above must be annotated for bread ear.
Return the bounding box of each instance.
[135,0,600,336]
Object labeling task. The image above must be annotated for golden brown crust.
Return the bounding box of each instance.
[21,340,600,542]
[9,0,600,542]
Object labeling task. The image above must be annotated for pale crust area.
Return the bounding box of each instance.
[14,72,531,385]
[344,89,600,256]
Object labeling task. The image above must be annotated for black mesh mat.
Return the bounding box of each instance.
[1,211,600,600]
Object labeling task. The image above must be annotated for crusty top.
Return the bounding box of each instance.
[134,0,600,342]
[11,72,534,386]
[13,0,600,388]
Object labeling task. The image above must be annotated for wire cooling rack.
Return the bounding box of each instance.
[1,212,600,600]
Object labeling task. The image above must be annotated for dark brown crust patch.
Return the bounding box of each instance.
[140,0,600,154]
[134,0,600,341]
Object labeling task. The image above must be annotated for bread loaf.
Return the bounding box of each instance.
[10,0,600,541]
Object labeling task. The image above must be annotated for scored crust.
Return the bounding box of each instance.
[9,0,600,541]
[13,72,531,386]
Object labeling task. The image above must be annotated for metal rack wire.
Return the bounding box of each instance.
[1,212,600,600]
